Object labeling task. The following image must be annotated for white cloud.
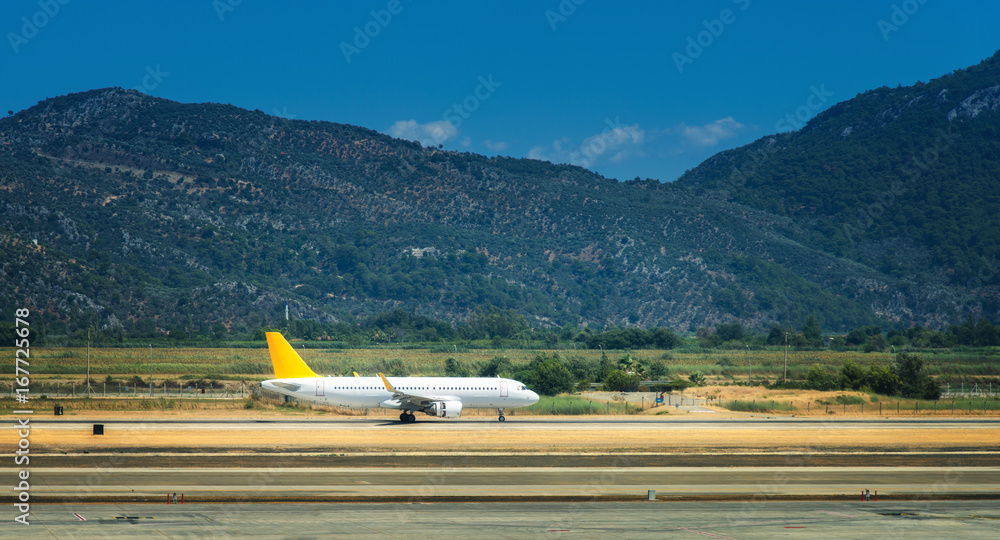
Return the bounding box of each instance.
[678,116,744,147]
[386,119,458,146]
[529,120,646,168]
[483,139,508,152]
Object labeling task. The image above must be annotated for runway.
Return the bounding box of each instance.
[12,416,1000,456]
[4,501,999,539]
[13,417,1000,430]
[13,466,998,499]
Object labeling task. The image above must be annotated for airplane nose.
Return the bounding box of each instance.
[529,390,539,404]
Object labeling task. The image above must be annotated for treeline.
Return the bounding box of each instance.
[444,349,944,400]
[11,306,999,352]
[799,352,941,400]
[443,351,679,396]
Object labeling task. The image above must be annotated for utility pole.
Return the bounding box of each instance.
[783,332,788,384]
[85,328,93,395]
[149,344,153,397]
[746,345,751,386]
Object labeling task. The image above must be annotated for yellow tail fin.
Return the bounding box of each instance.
[265,332,318,379]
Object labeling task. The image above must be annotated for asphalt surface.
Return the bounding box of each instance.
[13,466,998,499]
[5,501,999,539]
[13,417,1000,429]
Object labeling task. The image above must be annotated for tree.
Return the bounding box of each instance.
[617,353,636,373]
[565,356,596,382]
[595,353,614,383]
[465,306,528,340]
[839,360,867,390]
[532,358,575,396]
[646,360,670,380]
[803,315,822,345]
[212,323,228,341]
[603,370,640,392]
[715,323,745,342]
[806,364,838,391]
[894,352,930,398]
[862,334,886,353]
[866,363,899,395]
[478,355,513,377]
[445,357,470,377]
[650,327,680,349]
[920,377,942,400]
[766,326,786,346]
[846,326,882,346]
[688,371,706,386]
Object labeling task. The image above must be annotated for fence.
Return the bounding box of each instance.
[2,381,249,399]
[731,398,1000,415]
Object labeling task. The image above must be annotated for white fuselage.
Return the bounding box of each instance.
[261,376,539,411]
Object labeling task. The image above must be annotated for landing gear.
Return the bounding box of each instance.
[399,412,416,423]
[498,408,506,422]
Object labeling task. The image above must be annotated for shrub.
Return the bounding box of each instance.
[532,358,575,396]
[445,357,470,377]
[806,364,838,391]
[604,370,641,392]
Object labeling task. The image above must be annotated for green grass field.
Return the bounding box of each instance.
[3,345,998,388]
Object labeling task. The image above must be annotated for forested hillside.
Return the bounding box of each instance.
[676,51,1000,327]
[1,51,998,339]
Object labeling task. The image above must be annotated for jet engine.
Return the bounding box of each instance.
[427,400,463,418]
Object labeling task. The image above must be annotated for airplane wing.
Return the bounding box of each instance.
[378,373,455,409]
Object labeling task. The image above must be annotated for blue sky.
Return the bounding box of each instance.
[3,0,998,181]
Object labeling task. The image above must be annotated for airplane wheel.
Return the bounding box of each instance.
[499,416,506,422]
[407,413,416,423]
[399,412,408,422]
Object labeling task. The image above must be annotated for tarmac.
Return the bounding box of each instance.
[15,465,998,500]
[4,415,998,537]
[5,501,999,539]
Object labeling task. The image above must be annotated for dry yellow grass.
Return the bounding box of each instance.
[18,424,999,453]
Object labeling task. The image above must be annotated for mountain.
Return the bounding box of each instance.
[1,52,998,338]
[675,50,1000,327]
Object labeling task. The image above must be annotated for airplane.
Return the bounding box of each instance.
[260,332,540,422]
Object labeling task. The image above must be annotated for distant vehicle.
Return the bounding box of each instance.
[261,332,539,422]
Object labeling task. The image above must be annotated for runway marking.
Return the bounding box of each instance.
[677,527,736,539]
[73,513,85,521]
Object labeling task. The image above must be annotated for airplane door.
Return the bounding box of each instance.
[500,381,508,397]
[316,380,324,397]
